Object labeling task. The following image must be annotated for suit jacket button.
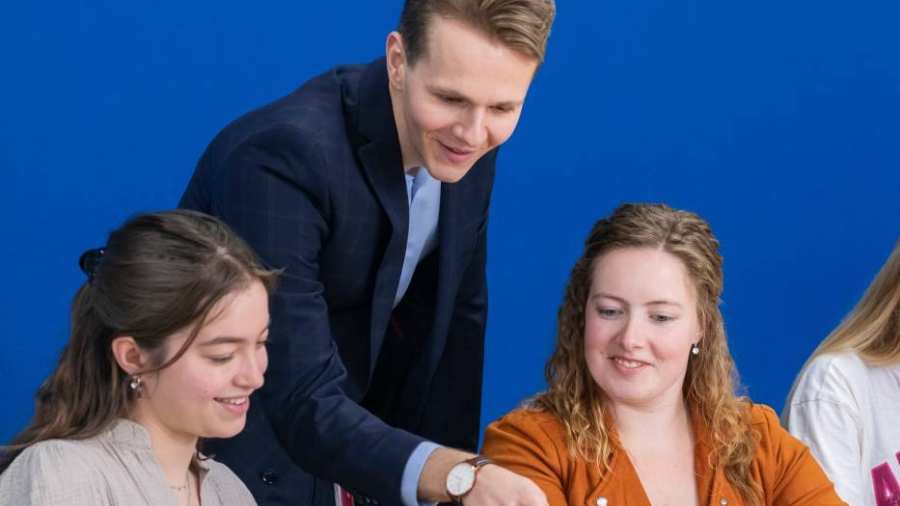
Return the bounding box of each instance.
[260,471,278,485]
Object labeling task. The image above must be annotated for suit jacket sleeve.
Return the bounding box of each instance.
[182,126,425,505]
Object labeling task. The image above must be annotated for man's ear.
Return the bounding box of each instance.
[111,336,149,375]
[385,31,407,91]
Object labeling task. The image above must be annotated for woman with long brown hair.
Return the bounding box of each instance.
[783,241,900,505]
[482,203,844,505]
[0,210,278,505]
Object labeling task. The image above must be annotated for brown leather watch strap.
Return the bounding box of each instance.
[449,455,495,503]
[466,455,494,469]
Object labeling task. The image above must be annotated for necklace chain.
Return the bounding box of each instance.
[168,468,190,491]
[168,469,194,506]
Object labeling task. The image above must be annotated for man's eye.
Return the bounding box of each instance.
[439,95,462,104]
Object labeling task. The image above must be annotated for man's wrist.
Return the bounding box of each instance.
[417,447,477,503]
[446,455,494,502]
[402,442,442,506]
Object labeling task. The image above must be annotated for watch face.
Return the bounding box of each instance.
[447,463,476,496]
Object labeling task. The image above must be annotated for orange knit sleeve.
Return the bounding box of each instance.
[751,404,848,505]
[482,409,570,506]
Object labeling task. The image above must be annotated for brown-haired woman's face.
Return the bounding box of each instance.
[135,280,270,439]
[583,247,700,410]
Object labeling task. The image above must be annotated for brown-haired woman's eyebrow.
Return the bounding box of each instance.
[200,326,269,346]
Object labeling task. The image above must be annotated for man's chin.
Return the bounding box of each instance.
[424,158,478,184]
[428,167,469,183]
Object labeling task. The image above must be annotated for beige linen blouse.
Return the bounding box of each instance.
[0,419,256,505]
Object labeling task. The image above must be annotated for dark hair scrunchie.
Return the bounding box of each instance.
[78,247,106,283]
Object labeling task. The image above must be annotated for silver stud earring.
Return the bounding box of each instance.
[129,375,143,396]
[691,343,700,356]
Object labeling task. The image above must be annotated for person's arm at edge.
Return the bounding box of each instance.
[781,359,864,505]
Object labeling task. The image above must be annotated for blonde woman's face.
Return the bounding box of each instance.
[583,247,700,411]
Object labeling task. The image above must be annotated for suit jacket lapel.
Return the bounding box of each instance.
[394,179,465,428]
[430,180,462,358]
[352,59,409,375]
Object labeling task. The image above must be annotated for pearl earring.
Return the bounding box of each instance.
[129,375,143,396]
[691,343,700,356]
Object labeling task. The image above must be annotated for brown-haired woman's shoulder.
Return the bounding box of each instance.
[0,438,107,504]
[201,457,258,505]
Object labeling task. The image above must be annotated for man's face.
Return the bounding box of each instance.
[387,16,538,182]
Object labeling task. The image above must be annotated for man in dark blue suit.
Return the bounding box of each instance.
[180,1,555,505]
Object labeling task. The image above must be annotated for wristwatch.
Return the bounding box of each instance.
[446,455,494,503]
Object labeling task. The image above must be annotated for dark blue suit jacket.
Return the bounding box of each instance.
[180,58,496,506]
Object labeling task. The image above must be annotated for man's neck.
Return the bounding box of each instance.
[388,82,420,172]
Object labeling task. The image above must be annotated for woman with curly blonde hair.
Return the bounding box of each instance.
[783,241,900,505]
[482,203,843,506]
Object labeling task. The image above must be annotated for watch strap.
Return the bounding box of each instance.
[448,455,495,503]
[466,455,493,469]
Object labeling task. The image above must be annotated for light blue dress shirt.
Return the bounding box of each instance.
[394,167,441,307]
[396,167,442,506]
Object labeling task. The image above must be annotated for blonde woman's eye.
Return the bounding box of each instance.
[208,355,233,364]
[650,314,674,323]
[597,308,621,319]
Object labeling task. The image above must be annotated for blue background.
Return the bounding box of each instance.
[2,1,898,445]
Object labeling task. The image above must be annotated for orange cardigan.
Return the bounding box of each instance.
[482,404,845,506]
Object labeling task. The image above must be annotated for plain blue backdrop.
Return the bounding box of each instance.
[2,1,898,445]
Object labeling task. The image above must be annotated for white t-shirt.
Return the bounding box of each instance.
[783,351,900,505]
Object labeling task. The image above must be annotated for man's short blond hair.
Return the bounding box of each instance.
[397,0,556,65]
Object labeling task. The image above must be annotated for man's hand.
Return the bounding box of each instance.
[418,447,548,506]
[462,464,548,506]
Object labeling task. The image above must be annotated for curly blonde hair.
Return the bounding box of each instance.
[532,203,762,505]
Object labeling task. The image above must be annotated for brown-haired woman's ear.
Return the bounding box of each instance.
[110,336,148,377]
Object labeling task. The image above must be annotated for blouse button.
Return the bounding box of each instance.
[596,497,608,506]
[719,499,728,505]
